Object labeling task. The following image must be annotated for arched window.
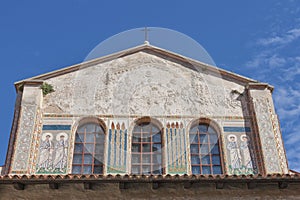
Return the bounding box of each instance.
[72,122,105,174]
[131,120,163,175]
[189,122,223,174]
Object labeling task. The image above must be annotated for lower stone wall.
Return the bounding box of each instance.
[0,182,299,200]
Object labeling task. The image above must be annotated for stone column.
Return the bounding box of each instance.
[9,81,43,174]
[247,83,288,174]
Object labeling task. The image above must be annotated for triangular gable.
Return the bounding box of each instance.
[15,43,263,90]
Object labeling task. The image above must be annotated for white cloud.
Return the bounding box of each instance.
[285,133,300,146]
[281,65,300,82]
[274,86,300,120]
[245,52,267,68]
[268,55,286,67]
[246,53,287,69]
[257,28,300,46]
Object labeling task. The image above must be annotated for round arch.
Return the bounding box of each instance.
[71,116,107,175]
[187,117,222,136]
[73,116,107,134]
[130,116,164,175]
[187,117,224,175]
[131,116,163,131]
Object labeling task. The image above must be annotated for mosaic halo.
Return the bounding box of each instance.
[227,134,237,142]
[41,133,53,141]
[56,132,68,141]
[240,134,249,141]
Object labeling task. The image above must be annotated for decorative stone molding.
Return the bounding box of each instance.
[11,104,38,173]
[266,99,289,174]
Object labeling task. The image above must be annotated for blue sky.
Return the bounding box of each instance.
[0,0,299,172]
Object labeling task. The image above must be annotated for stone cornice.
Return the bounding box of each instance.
[14,80,44,92]
[247,83,274,93]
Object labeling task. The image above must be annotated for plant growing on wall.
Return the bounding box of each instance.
[40,82,55,96]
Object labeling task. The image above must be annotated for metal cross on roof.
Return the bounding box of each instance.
[141,27,150,44]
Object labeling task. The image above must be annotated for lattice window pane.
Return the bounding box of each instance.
[192,166,200,174]
[198,125,207,132]
[85,134,94,143]
[201,155,210,164]
[153,133,161,142]
[202,166,211,174]
[83,166,92,174]
[74,144,83,153]
[200,134,208,143]
[200,144,209,154]
[190,134,198,143]
[191,156,200,164]
[152,144,161,152]
[209,134,218,144]
[131,121,163,175]
[73,154,82,164]
[94,166,103,174]
[152,154,161,164]
[84,154,93,164]
[142,144,151,152]
[75,134,84,142]
[85,144,94,153]
[190,123,223,175]
[72,122,105,174]
[142,154,151,163]
[190,144,199,154]
[132,144,141,152]
[72,166,81,174]
[213,166,222,174]
[212,155,221,165]
[211,145,220,154]
[132,154,140,164]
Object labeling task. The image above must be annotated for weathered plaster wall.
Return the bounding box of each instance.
[43,52,248,117]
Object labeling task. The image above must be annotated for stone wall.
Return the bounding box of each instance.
[0,182,299,200]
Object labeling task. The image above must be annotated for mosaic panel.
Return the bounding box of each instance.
[223,130,258,175]
[28,107,43,174]
[166,122,188,174]
[107,121,128,174]
[35,126,70,174]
